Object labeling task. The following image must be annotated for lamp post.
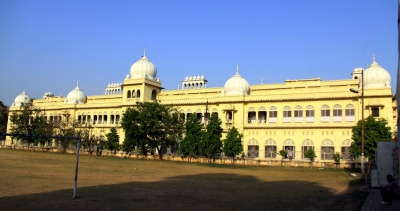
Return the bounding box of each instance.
[349,69,364,176]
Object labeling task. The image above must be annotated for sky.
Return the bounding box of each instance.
[0,0,398,107]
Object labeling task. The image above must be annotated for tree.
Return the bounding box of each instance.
[53,117,79,152]
[351,115,392,171]
[0,101,8,135]
[222,126,243,158]
[105,128,120,155]
[121,102,185,159]
[179,113,203,159]
[200,113,223,161]
[77,125,97,155]
[304,148,317,162]
[9,103,53,149]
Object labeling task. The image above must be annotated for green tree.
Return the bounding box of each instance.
[200,113,223,161]
[0,101,8,135]
[351,116,392,170]
[77,125,97,155]
[222,126,243,158]
[121,102,184,159]
[179,113,203,159]
[304,148,317,162]
[105,128,120,155]
[53,118,79,152]
[9,103,53,149]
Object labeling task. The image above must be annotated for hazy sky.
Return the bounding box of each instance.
[0,0,397,107]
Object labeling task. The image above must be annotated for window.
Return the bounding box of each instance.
[333,104,342,122]
[283,139,295,159]
[247,107,256,124]
[265,138,277,159]
[283,106,292,123]
[269,106,277,123]
[305,105,315,123]
[247,139,259,158]
[371,107,379,117]
[345,104,355,122]
[258,107,267,124]
[301,139,314,159]
[294,105,303,123]
[321,139,334,160]
[341,139,352,160]
[320,105,330,122]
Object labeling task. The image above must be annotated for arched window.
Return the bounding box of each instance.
[247,139,259,158]
[306,105,315,123]
[151,90,157,100]
[115,112,120,124]
[93,112,97,125]
[321,139,334,160]
[341,139,352,160]
[110,111,115,124]
[321,105,330,122]
[247,107,256,124]
[268,106,277,123]
[180,109,185,121]
[127,90,131,98]
[301,139,314,159]
[258,107,267,124]
[345,104,355,122]
[212,108,218,116]
[283,139,295,159]
[136,90,141,98]
[103,112,107,124]
[294,105,303,123]
[186,109,192,120]
[196,109,202,123]
[264,139,276,159]
[333,104,342,122]
[283,106,292,123]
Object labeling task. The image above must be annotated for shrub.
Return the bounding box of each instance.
[304,148,317,162]
[277,150,287,159]
[333,153,341,164]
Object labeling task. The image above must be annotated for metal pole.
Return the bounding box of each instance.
[73,138,81,198]
[361,69,365,176]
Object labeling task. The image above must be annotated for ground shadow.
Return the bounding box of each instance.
[0,172,363,211]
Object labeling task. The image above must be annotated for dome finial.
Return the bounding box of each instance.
[144,48,146,57]
[236,64,239,75]
[76,81,79,88]
[372,54,376,63]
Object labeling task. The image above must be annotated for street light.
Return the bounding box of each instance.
[349,69,365,176]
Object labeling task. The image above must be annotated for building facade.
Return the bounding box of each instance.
[6,52,397,162]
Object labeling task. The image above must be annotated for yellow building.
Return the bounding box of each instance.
[6,52,396,162]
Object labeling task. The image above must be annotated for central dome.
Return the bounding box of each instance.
[13,90,30,106]
[363,55,391,89]
[67,82,86,104]
[224,65,250,95]
[130,49,157,80]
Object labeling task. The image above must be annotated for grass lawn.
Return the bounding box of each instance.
[0,149,365,211]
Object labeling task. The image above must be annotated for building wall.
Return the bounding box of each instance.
[6,74,396,162]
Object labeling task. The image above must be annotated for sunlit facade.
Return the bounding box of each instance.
[6,52,396,162]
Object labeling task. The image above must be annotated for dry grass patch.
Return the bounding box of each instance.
[0,149,364,211]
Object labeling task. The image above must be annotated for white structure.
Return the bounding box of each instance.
[223,65,250,95]
[12,90,30,106]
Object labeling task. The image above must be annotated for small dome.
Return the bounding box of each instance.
[13,90,30,106]
[363,55,391,89]
[224,65,250,95]
[130,49,157,80]
[189,76,193,80]
[185,76,188,81]
[67,82,86,104]
[201,75,204,79]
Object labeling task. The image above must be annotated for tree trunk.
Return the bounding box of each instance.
[156,146,163,160]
